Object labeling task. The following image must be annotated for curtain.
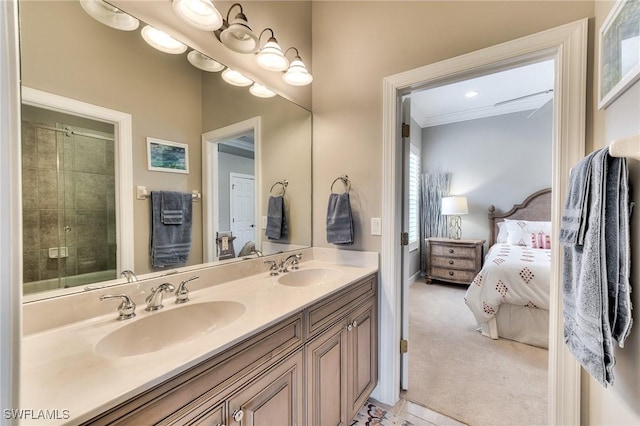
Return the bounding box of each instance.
[420,172,450,274]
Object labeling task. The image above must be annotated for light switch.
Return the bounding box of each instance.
[371,218,382,236]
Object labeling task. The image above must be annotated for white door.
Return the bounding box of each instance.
[400,96,411,390]
[230,173,256,255]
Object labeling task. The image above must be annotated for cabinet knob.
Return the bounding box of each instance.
[232,409,244,422]
[449,248,454,253]
[346,324,353,331]
[352,320,358,328]
[448,271,454,276]
[448,260,454,265]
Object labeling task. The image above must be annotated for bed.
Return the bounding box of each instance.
[464,188,552,349]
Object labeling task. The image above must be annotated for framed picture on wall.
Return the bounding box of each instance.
[598,0,640,109]
[147,137,189,174]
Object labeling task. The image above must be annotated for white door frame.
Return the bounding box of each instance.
[377,19,587,425]
[202,117,261,262]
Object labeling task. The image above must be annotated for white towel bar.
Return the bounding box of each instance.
[609,134,640,160]
[136,185,201,201]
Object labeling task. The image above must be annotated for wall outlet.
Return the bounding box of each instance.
[371,218,382,236]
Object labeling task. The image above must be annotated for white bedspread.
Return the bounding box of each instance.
[465,244,551,326]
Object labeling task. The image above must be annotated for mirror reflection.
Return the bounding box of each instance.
[19,0,312,298]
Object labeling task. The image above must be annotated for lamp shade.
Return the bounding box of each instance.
[219,10,259,53]
[257,37,289,72]
[141,25,187,54]
[441,196,469,215]
[172,0,223,31]
[282,55,313,86]
[187,50,225,72]
[79,0,139,31]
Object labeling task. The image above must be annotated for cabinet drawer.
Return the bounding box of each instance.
[430,256,475,270]
[306,274,376,337]
[430,267,476,283]
[431,244,476,259]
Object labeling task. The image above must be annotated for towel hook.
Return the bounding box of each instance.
[270,179,288,196]
[331,175,351,193]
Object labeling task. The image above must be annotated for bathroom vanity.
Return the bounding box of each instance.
[21,249,378,426]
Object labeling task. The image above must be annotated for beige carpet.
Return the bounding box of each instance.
[404,281,548,426]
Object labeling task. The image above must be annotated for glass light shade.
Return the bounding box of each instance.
[282,56,313,86]
[173,0,223,31]
[79,0,139,31]
[441,196,469,215]
[249,83,277,98]
[187,50,225,72]
[220,14,259,53]
[141,25,188,54]
[256,38,289,72]
[221,68,253,87]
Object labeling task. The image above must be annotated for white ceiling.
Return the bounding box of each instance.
[410,59,554,128]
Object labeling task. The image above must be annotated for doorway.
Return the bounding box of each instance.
[377,20,588,425]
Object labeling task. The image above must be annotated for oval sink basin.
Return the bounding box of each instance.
[277,268,342,287]
[95,301,245,358]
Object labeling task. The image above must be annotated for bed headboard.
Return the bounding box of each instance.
[488,188,552,247]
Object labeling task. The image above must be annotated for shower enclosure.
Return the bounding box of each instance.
[21,105,117,294]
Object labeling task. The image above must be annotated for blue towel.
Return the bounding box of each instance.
[561,148,631,387]
[266,196,287,240]
[150,191,193,268]
[326,192,353,245]
[161,191,184,225]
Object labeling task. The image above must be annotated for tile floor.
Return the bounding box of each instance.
[369,396,468,426]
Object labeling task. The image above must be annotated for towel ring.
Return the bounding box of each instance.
[270,179,288,196]
[331,175,351,193]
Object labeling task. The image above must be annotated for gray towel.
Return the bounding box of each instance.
[161,191,184,225]
[561,148,632,387]
[150,191,193,267]
[559,150,598,245]
[266,196,287,240]
[326,192,353,245]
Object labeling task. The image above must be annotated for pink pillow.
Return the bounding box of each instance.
[530,231,551,249]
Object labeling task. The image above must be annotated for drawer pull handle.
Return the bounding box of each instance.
[448,260,454,265]
[232,409,244,422]
[449,248,454,253]
[448,271,454,276]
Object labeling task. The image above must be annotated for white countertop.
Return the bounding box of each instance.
[20,257,378,425]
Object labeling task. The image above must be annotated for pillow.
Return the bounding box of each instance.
[530,231,551,249]
[504,220,552,247]
[496,222,509,244]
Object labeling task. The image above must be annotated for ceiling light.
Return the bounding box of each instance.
[221,68,253,86]
[173,0,223,31]
[256,28,289,72]
[465,91,479,98]
[249,83,277,98]
[282,48,313,86]
[217,3,259,54]
[187,50,225,72]
[141,26,188,54]
[79,0,139,31]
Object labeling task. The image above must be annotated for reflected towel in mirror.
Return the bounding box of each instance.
[160,191,184,225]
[266,196,287,240]
[150,191,193,267]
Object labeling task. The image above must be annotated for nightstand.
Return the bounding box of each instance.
[426,238,485,285]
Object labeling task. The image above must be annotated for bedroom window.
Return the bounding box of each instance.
[408,145,420,251]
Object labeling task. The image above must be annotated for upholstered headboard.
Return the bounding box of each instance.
[488,188,552,246]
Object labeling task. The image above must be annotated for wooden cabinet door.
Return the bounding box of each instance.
[227,350,303,426]
[347,298,377,420]
[306,321,349,426]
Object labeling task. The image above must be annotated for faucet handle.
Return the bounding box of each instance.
[100,294,136,320]
[175,276,199,304]
[264,260,279,276]
[291,253,302,270]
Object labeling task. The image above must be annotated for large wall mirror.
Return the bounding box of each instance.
[19,0,312,300]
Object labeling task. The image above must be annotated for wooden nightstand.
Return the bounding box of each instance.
[426,238,485,285]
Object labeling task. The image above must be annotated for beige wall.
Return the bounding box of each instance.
[311,1,595,251]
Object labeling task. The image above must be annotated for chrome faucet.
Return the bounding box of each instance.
[250,249,264,257]
[120,269,138,283]
[264,260,279,276]
[100,294,136,320]
[175,276,199,304]
[145,283,176,311]
[280,253,302,273]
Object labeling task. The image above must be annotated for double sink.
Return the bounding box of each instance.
[94,267,341,358]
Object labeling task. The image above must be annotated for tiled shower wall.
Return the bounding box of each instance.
[22,122,116,293]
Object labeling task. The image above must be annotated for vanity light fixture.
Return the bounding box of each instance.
[172,0,223,32]
[79,0,139,31]
[221,68,253,86]
[249,83,277,98]
[216,3,259,54]
[465,90,479,98]
[282,47,313,86]
[256,28,289,72]
[187,50,225,72]
[141,25,188,54]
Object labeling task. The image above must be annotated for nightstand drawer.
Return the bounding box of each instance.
[430,267,476,283]
[431,244,476,259]
[430,256,476,270]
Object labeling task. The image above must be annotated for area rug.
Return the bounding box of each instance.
[351,402,417,426]
[403,281,548,426]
